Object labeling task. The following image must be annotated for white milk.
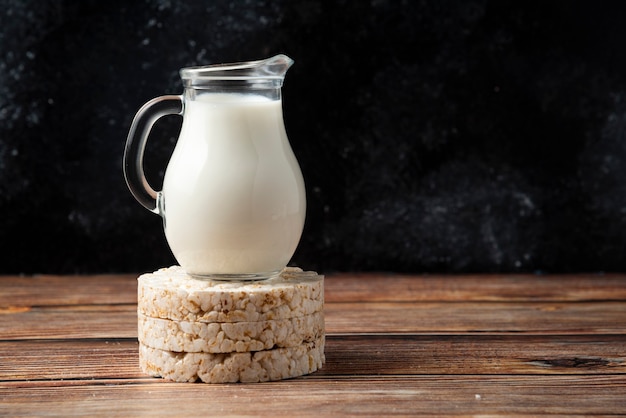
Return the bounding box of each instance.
[161,93,305,278]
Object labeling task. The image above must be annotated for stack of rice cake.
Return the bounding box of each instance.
[137,266,325,383]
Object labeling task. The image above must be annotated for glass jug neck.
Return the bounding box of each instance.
[184,86,282,101]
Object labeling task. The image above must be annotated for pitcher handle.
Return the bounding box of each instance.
[123,95,183,215]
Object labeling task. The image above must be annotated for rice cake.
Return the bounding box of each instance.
[138,266,324,323]
[139,336,325,383]
[138,311,325,353]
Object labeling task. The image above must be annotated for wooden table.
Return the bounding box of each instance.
[1,272,625,416]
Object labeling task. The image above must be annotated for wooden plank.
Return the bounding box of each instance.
[0,274,137,307]
[325,273,626,302]
[1,335,625,381]
[3,301,626,340]
[3,272,625,308]
[1,376,625,416]
[321,334,626,376]
[0,305,137,340]
[324,301,626,334]
[0,339,141,381]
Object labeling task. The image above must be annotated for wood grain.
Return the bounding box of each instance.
[1,273,626,416]
[326,301,626,334]
[2,376,625,416]
[0,339,141,381]
[1,335,625,381]
[0,305,137,340]
[325,272,626,302]
[2,272,625,307]
[0,274,137,307]
[3,301,626,340]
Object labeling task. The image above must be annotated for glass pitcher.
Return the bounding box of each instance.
[123,55,305,280]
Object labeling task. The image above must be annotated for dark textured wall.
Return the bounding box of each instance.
[2,0,626,274]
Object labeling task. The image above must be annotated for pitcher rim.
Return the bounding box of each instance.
[180,54,294,81]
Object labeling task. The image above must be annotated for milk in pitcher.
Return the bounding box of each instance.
[161,93,306,278]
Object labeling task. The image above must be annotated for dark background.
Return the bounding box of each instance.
[2,0,626,275]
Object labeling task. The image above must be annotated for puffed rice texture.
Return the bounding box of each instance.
[138,311,325,353]
[138,266,324,323]
[139,336,325,383]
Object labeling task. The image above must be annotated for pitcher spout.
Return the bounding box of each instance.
[253,54,294,79]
